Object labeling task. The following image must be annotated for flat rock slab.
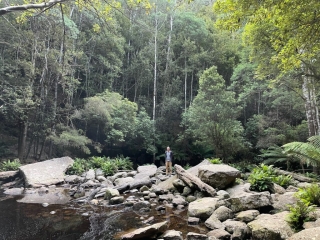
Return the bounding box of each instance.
[19,157,74,187]
[121,221,168,239]
[0,170,19,180]
[288,227,320,240]
[17,188,70,204]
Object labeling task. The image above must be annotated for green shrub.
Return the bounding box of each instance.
[89,156,107,168]
[113,156,133,170]
[0,159,21,171]
[67,158,91,175]
[296,184,320,207]
[101,161,118,176]
[303,172,320,181]
[248,164,275,192]
[209,158,222,164]
[272,175,293,188]
[183,163,191,170]
[286,200,315,231]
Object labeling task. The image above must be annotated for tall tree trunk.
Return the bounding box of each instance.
[18,121,28,162]
[184,57,188,111]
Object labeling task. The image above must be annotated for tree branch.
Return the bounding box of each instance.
[0,0,70,16]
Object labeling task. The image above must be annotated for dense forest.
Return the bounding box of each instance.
[0,0,319,169]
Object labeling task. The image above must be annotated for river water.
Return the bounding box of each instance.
[0,190,207,240]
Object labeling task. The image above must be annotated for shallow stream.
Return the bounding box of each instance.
[0,190,207,240]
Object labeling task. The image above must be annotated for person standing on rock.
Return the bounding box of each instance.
[165,146,173,176]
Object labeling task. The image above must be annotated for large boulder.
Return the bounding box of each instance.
[157,160,212,191]
[136,165,157,178]
[188,197,219,220]
[226,183,272,212]
[198,164,240,189]
[223,219,250,239]
[288,227,320,240]
[121,221,168,239]
[114,177,134,186]
[272,192,298,211]
[19,157,74,187]
[0,170,19,180]
[247,211,294,240]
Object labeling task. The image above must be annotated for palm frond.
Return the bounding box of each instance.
[282,141,320,167]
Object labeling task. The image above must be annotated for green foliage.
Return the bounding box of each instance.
[248,164,275,192]
[67,156,133,176]
[113,156,133,170]
[303,172,320,181]
[66,158,91,175]
[0,159,21,171]
[283,136,320,167]
[296,184,320,207]
[229,161,256,173]
[209,158,223,164]
[272,175,293,189]
[286,200,315,232]
[183,66,246,160]
[183,163,191,170]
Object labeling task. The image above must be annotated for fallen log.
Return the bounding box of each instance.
[174,164,216,197]
[274,169,315,183]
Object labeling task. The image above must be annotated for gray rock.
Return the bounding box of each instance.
[85,169,95,181]
[17,187,70,204]
[173,179,187,192]
[247,211,294,240]
[104,188,120,200]
[0,170,19,180]
[207,229,231,240]
[100,179,114,188]
[297,182,312,188]
[182,186,193,196]
[140,185,150,192]
[19,157,74,187]
[235,210,260,223]
[172,195,187,207]
[159,194,174,202]
[286,185,299,192]
[205,214,225,230]
[111,172,128,181]
[149,192,157,198]
[95,168,104,178]
[130,177,152,190]
[151,185,165,195]
[96,176,107,182]
[223,220,250,240]
[216,190,230,200]
[4,187,24,195]
[132,201,151,211]
[188,217,200,225]
[272,192,298,211]
[187,195,197,202]
[213,206,233,222]
[273,183,286,194]
[121,221,168,240]
[114,177,134,186]
[127,171,137,177]
[186,232,208,240]
[161,230,183,240]
[109,196,124,205]
[188,197,219,220]
[64,175,84,183]
[226,183,272,212]
[198,164,240,189]
[288,227,320,240]
[137,165,157,178]
[81,180,101,188]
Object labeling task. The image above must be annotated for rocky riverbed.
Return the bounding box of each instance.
[1,157,320,240]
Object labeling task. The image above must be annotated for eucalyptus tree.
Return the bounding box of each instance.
[214,0,320,137]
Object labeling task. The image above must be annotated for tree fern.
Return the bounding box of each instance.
[282,136,320,167]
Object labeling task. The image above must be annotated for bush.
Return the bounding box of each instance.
[101,161,118,176]
[0,159,21,171]
[209,158,222,164]
[90,156,107,169]
[248,164,275,192]
[273,175,293,188]
[286,200,315,231]
[113,156,133,170]
[296,184,320,207]
[66,158,91,175]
